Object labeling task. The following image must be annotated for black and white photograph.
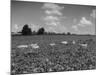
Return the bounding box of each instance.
[11,0,96,75]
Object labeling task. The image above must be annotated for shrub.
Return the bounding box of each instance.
[37,27,45,35]
[21,24,32,35]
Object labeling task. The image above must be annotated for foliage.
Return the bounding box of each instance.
[11,35,96,74]
[21,24,32,35]
[37,27,45,35]
[67,32,71,35]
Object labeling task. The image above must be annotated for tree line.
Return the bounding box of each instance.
[15,24,71,35]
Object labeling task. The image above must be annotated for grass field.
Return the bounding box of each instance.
[11,35,96,75]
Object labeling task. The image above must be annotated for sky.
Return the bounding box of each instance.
[11,0,96,34]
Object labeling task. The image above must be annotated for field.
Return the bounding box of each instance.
[11,35,96,75]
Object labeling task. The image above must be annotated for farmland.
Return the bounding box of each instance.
[11,35,96,75]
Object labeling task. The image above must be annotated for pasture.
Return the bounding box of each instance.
[11,35,96,75]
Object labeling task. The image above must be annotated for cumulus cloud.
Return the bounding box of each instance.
[42,3,64,16]
[46,25,68,33]
[45,21,60,26]
[90,9,96,18]
[30,24,40,31]
[42,3,64,11]
[43,15,61,26]
[44,15,59,21]
[14,24,19,30]
[78,17,92,27]
[46,26,57,33]
[72,25,78,31]
[42,3,65,26]
[42,3,66,33]
[45,9,62,16]
[14,24,19,32]
[72,17,92,31]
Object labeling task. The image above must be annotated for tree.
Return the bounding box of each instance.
[32,31,37,35]
[67,32,71,35]
[21,24,32,35]
[37,27,45,35]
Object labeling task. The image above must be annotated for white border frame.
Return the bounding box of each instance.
[0,0,98,75]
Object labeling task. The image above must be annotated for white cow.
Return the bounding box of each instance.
[17,45,28,48]
[61,41,68,45]
[72,40,76,44]
[79,43,88,48]
[29,43,39,49]
[49,43,56,46]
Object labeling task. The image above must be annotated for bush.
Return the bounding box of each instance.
[21,24,32,35]
[37,27,45,35]
[67,32,71,35]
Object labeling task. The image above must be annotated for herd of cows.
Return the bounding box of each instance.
[17,40,88,49]
[11,35,96,75]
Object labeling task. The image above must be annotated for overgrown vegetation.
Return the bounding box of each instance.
[12,24,72,36]
[11,35,96,75]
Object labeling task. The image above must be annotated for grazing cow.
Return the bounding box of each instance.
[17,45,28,48]
[79,43,88,48]
[77,40,88,48]
[49,43,56,46]
[61,41,68,45]
[72,40,76,44]
[29,43,39,49]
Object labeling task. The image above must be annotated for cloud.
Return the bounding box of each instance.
[44,15,59,21]
[72,25,78,31]
[45,21,60,26]
[72,17,92,31]
[14,24,19,30]
[43,15,61,26]
[14,24,19,32]
[90,9,96,18]
[46,25,67,33]
[30,24,40,31]
[42,3,64,16]
[43,15,63,26]
[78,17,92,27]
[46,26,57,33]
[42,3,64,11]
[45,10,62,16]
[42,3,64,26]
[42,3,66,33]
